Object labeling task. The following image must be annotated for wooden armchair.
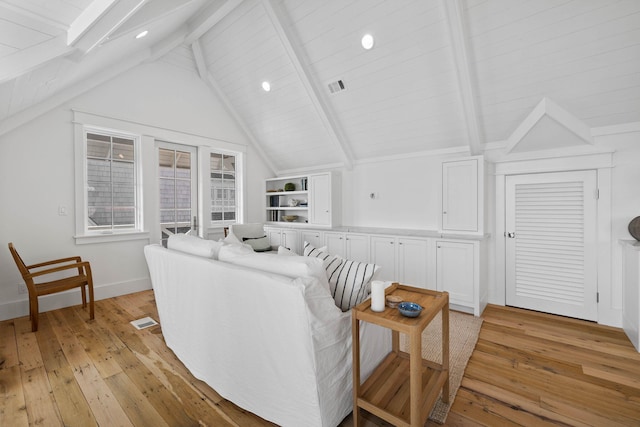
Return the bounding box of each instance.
[8,243,95,332]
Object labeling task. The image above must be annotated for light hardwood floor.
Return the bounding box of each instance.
[1,291,639,426]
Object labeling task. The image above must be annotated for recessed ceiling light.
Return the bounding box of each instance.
[136,30,149,39]
[361,33,374,50]
[262,81,271,92]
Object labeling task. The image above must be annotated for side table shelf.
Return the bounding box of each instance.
[352,284,449,427]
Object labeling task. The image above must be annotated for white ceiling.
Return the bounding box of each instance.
[1,0,639,174]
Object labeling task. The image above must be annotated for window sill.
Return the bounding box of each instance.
[74,231,150,245]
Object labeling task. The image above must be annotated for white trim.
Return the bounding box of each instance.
[72,110,247,152]
[495,152,614,176]
[75,231,150,245]
[353,146,471,166]
[0,277,152,322]
[75,124,144,241]
[591,121,640,137]
[493,152,617,326]
[504,97,593,154]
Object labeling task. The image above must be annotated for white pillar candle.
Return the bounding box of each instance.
[371,280,385,312]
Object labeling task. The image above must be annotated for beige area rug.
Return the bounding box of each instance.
[399,310,483,424]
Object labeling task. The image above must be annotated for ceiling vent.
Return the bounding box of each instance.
[327,79,346,94]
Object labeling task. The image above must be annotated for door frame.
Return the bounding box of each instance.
[494,151,614,324]
[156,141,199,244]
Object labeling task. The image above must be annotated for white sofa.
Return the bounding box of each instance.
[143,239,391,427]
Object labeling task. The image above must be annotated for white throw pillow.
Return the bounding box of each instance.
[303,241,379,311]
[167,234,225,259]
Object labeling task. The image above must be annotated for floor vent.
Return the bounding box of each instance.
[327,79,346,94]
[130,316,159,330]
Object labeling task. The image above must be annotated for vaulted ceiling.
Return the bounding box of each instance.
[1,0,639,174]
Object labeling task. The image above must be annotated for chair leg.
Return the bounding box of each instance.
[81,285,87,308]
[88,284,95,320]
[30,297,39,332]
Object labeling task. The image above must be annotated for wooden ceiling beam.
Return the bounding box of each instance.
[442,0,483,156]
[261,0,354,170]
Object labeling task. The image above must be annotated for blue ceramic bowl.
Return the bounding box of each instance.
[398,301,423,318]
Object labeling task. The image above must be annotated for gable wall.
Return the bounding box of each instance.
[0,61,272,320]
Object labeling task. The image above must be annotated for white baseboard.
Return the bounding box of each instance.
[0,277,152,322]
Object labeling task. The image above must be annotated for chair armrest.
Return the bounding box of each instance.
[27,256,82,269]
[28,261,92,278]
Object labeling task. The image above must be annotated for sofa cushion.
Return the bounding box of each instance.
[277,246,297,256]
[242,235,272,252]
[303,241,379,311]
[219,244,330,291]
[168,234,225,259]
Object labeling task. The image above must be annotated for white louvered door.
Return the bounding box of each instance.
[505,171,598,321]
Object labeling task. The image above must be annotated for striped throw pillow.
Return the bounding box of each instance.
[303,241,379,311]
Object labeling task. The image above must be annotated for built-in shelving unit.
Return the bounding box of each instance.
[266,175,309,224]
[265,172,339,227]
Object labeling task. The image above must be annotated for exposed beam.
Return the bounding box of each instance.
[442,0,483,156]
[0,34,75,84]
[67,0,118,45]
[190,40,277,175]
[70,0,149,53]
[184,0,244,45]
[191,39,208,80]
[261,0,354,170]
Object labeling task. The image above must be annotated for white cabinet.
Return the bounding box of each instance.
[325,232,369,262]
[371,236,397,282]
[397,238,430,289]
[436,239,485,315]
[309,173,330,226]
[441,157,483,234]
[300,229,324,252]
[370,236,430,288]
[265,172,340,227]
[265,227,299,253]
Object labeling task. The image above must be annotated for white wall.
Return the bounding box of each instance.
[0,61,272,321]
[341,155,445,229]
[338,129,639,327]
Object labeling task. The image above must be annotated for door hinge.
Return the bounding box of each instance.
[596,292,599,303]
[595,189,600,199]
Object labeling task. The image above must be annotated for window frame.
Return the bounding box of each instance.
[209,150,238,226]
[75,124,147,244]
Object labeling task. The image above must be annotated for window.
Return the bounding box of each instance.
[210,152,236,223]
[85,130,140,233]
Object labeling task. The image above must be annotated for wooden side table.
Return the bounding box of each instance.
[352,283,449,427]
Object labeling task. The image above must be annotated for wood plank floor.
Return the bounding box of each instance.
[1,291,639,426]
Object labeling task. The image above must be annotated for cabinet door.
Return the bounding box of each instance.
[300,230,324,251]
[266,228,282,248]
[442,159,478,232]
[325,232,346,258]
[345,234,369,263]
[370,236,396,282]
[398,238,429,289]
[309,173,330,226]
[282,229,299,254]
[436,241,474,307]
